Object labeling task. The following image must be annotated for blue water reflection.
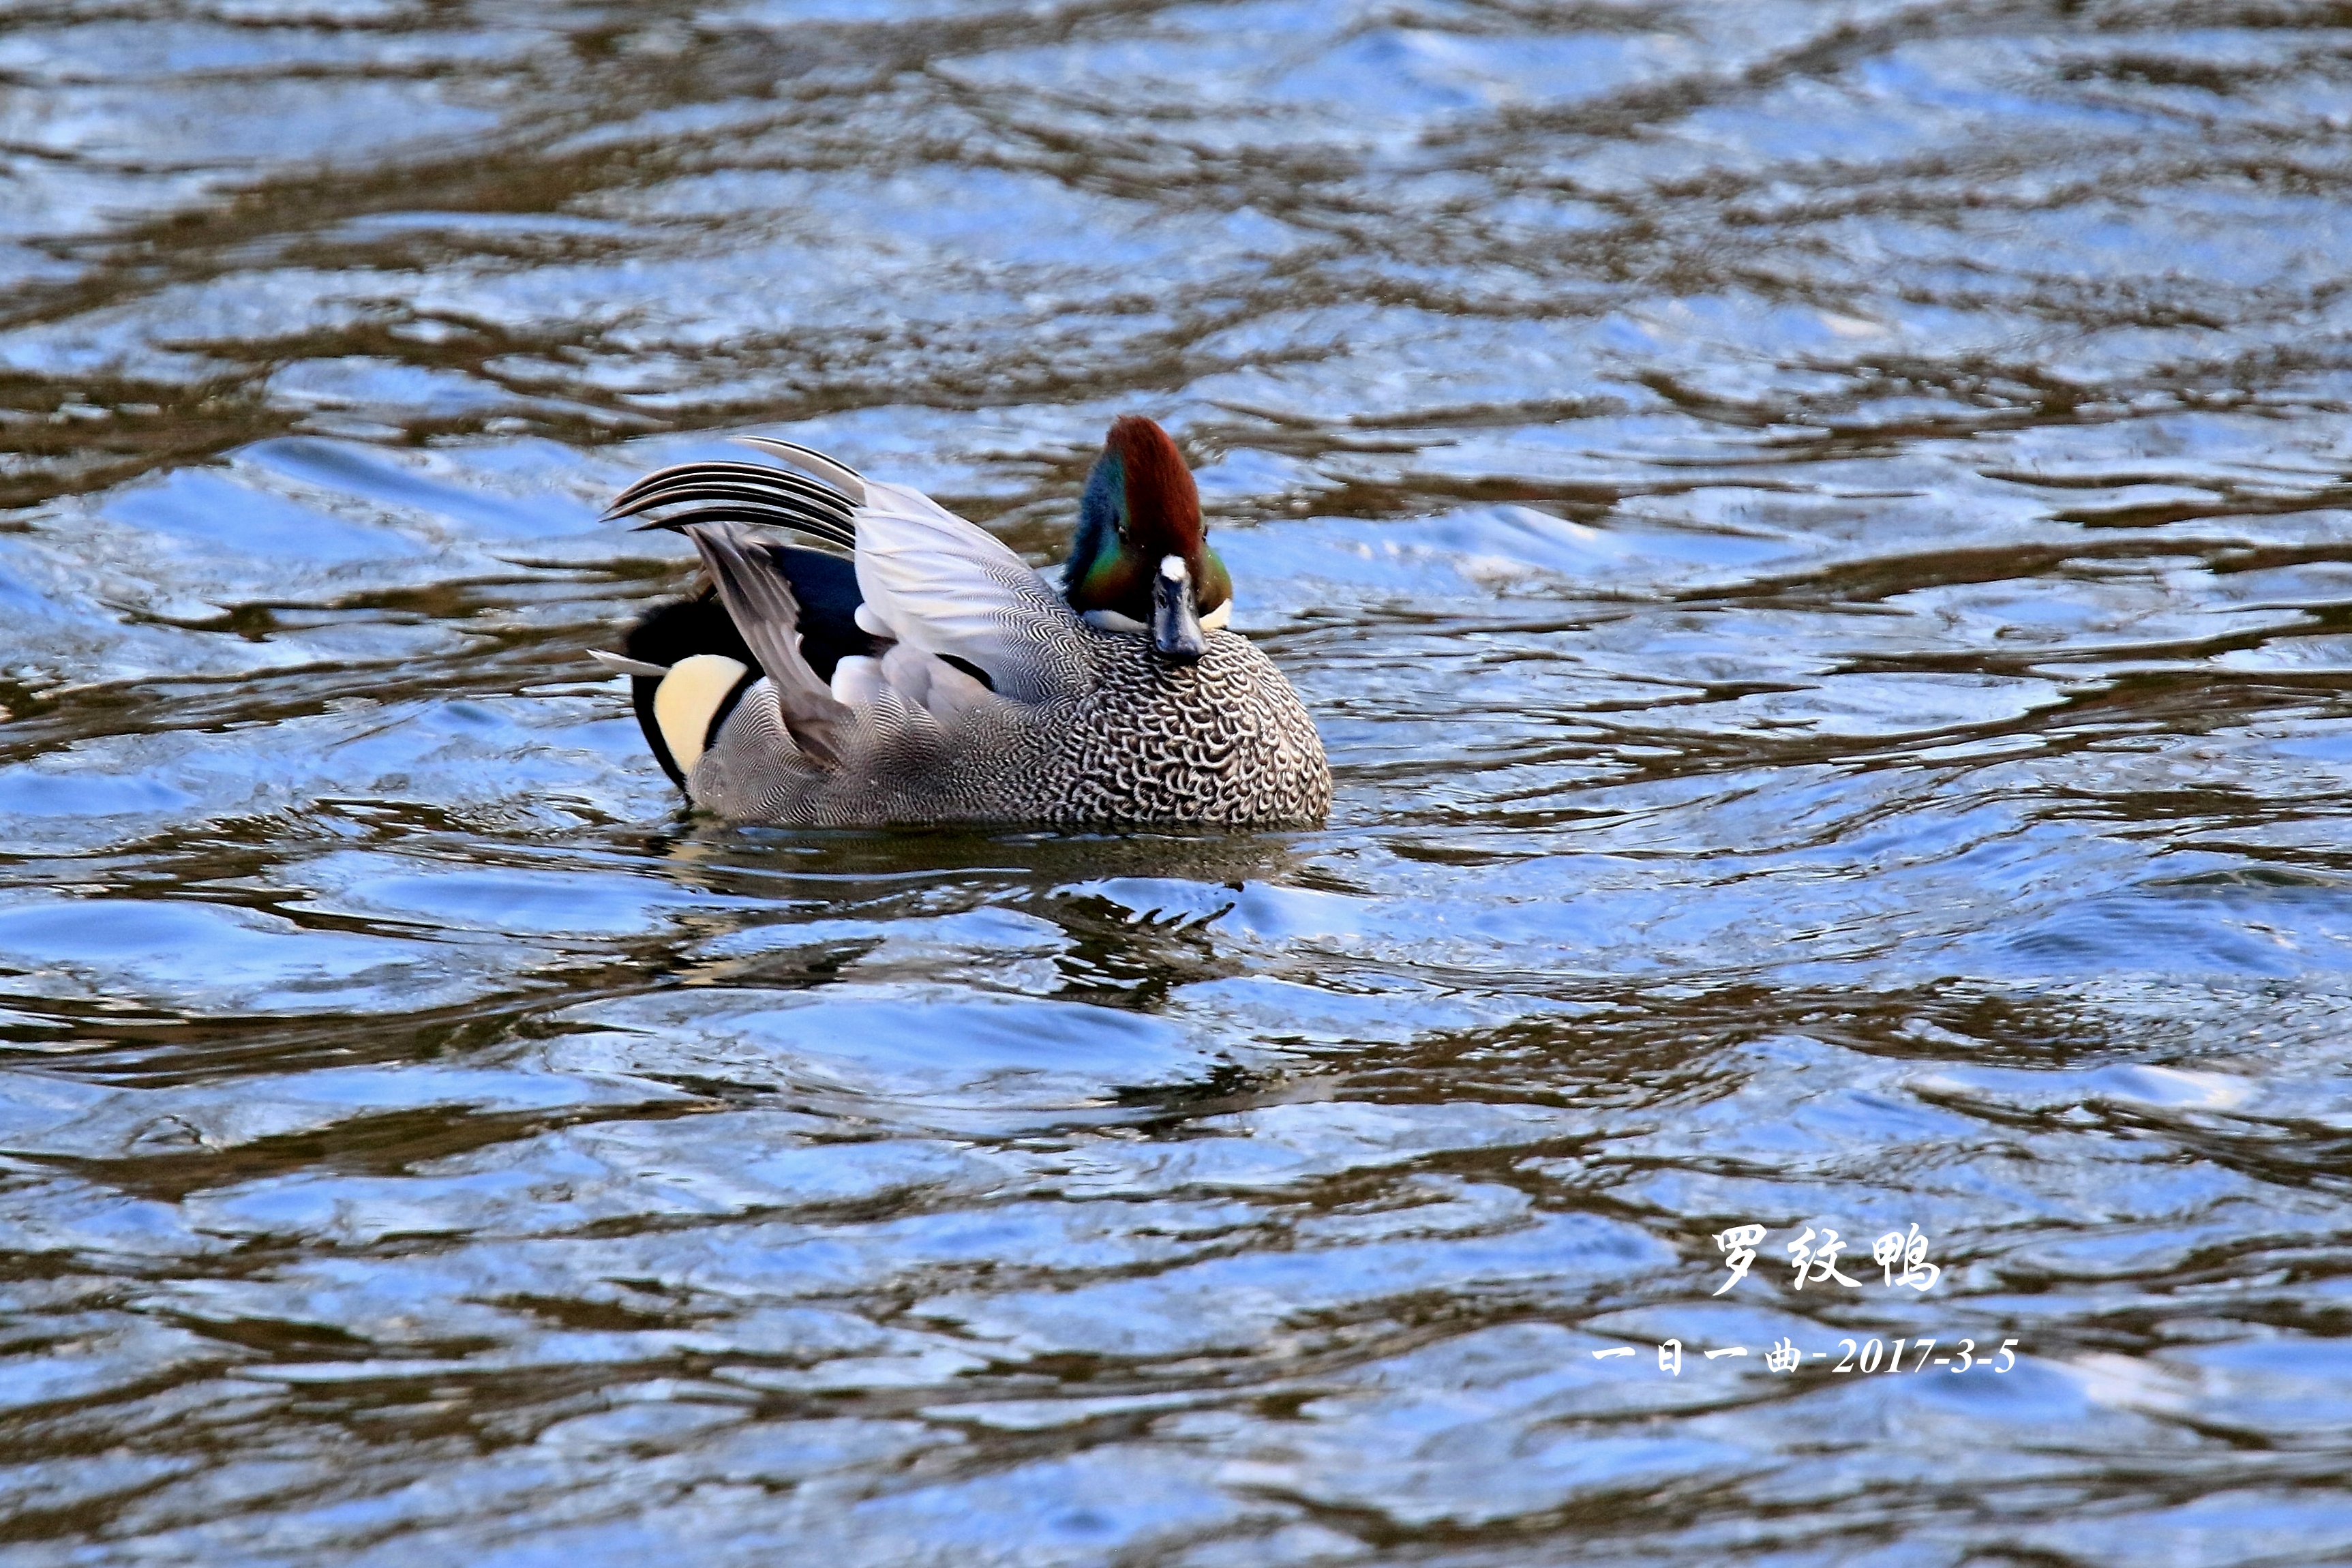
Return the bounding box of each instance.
[6,1,2352,1563]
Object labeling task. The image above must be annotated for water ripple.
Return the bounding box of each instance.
[7,1,2352,1563]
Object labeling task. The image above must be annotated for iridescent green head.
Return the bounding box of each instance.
[1062,415,1233,663]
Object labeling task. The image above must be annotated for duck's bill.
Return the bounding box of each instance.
[1151,556,1207,663]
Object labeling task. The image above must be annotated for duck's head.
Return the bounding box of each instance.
[1063,415,1233,664]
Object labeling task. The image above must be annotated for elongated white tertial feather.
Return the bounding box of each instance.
[851,479,1091,706]
[829,654,884,708]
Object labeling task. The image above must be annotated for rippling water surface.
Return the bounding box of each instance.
[9,2,2352,1562]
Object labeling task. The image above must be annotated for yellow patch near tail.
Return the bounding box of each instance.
[653,654,750,776]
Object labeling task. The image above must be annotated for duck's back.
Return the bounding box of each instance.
[691,628,1328,830]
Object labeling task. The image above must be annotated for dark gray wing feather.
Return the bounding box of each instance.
[683,522,851,769]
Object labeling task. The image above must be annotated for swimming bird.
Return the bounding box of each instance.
[592,415,1330,829]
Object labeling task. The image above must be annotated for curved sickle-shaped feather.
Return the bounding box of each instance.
[736,436,869,505]
[608,485,857,549]
[609,469,849,530]
[626,504,858,553]
[607,480,849,520]
[604,453,864,552]
[609,460,855,519]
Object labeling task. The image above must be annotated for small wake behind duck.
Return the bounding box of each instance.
[592,417,1331,829]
